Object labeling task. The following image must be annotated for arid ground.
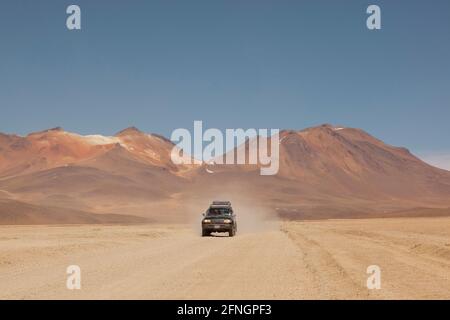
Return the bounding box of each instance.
[1,217,449,300]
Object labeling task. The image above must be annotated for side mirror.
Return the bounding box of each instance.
[202,213,205,217]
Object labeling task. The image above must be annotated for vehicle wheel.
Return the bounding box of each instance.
[229,228,235,237]
[202,230,209,237]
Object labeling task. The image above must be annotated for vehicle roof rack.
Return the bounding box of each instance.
[211,201,231,206]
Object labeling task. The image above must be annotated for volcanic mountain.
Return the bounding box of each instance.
[0,126,190,177]
[277,125,450,200]
[0,127,193,223]
[186,124,450,218]
[1,124,450,224]
[272,125,450,218]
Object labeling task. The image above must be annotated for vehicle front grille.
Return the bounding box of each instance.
[212,219,228,224]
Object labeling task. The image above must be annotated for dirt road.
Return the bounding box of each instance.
[1,218,449,299]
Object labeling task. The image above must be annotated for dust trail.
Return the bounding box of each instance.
[229,200,279,234]
[180,185,280,236]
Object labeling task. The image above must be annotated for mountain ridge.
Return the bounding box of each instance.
[1,124,450,224]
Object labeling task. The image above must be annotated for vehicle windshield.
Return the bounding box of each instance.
[207,208,231,216]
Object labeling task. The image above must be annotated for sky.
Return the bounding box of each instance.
[1,0,449,169]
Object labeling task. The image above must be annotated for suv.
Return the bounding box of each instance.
[201,201,237,237]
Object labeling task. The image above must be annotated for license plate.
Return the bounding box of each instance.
[213,225,221,229]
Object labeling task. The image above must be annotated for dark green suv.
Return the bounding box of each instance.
[201,201,237,237]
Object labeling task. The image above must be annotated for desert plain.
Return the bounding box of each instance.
[1,125,450,299]
[1,216,449,300]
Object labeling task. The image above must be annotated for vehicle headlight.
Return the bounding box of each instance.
[203,219,211,223]
[223,219,232,223]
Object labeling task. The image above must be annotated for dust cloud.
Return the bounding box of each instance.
[179,181,280,236]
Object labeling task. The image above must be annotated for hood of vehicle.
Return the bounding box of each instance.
[203,216,233,221]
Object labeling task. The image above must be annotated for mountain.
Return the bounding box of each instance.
[0,126,190,178]
[276,124,450,200]
[0,127,193,223]
[1,124,450,224]
[0,127,114,177]
[185,124,450,218]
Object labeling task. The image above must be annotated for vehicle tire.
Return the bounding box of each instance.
[202,230,209,237]
[229,228,235,237]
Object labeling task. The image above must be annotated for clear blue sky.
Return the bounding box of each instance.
[1,0,450,166]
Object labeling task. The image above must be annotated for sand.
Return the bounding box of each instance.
[0,217,449,299]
